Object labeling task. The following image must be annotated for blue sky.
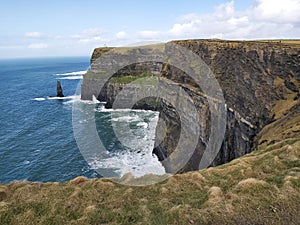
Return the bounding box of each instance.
[0,0,299,58]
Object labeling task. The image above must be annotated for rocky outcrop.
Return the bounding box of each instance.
[56,81,64,97]
[82,40,300,173]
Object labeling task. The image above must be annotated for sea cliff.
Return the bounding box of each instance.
[82,39,300,173]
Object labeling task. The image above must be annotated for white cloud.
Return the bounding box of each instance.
[71,28,107,44]
[214,0,235,19]
[82,28,105,37]
[25,32,64,40]
[78,36,104,44]
[27,43,48,49]
[25,32,48,39]
[252,0,300,23]
[169,20,201,37]
[135,0,300,41]
[116,31,128,39]
[71,28,106,39]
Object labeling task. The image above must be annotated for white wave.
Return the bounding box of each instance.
[23,160,30,165]
[96,105,156,113]
[79,99,102,105]
[137,122,148,128]
[48,95,79,100]
[62,95,82,104]
[57,75,83,80]
[55,70,87,76]
[90,150,165,178]
[89,110,165,178]
[63,95,103,105]
[111,115,140,122]
[92,95,100,104]
[72,96,163,178]
[33,98,46,101]
[96,107,132,113]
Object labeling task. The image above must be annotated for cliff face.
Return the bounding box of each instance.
[82,40,300,173]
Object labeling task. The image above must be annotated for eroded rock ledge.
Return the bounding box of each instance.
[81,39,300,173]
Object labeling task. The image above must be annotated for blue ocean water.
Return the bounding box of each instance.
[0,57,98,183]
[0,57,164,184]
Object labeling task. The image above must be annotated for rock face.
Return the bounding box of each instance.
[56,81,64,97]
[82,40,300,173]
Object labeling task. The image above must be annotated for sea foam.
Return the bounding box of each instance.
[33,98,46,101]
[57,75,83,80]
[55,70,87,76]
[88,108,164,178]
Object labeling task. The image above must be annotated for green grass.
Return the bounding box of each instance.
[109,73,158,85]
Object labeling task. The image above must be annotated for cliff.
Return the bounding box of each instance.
[82,39,300,173]
[0,40,299,224]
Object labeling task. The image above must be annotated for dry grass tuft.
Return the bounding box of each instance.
[68,176,89,185]
[207,186,224,204]
[235,178,268,189]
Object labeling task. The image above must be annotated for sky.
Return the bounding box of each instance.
[0,0,299,59]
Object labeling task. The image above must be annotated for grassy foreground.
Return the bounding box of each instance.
[0,110,299,224]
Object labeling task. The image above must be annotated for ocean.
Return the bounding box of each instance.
[0,57,164,184]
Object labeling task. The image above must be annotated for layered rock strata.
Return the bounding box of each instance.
[81,40,300,173]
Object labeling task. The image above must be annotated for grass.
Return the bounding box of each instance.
[92,43,165,59]
[109,73,158,85]
[258,39,300,46]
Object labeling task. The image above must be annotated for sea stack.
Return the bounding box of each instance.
[56,81,64,97]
